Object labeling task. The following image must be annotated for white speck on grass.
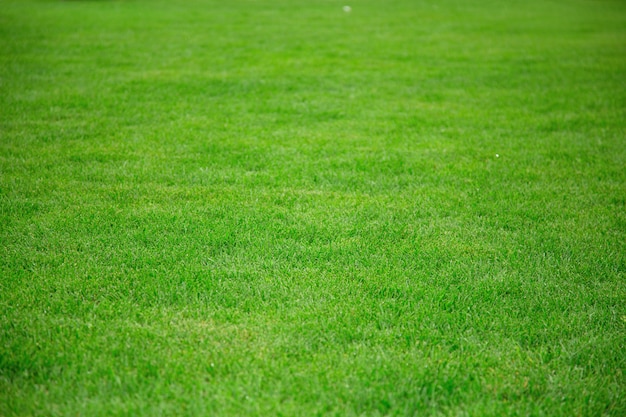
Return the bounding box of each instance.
[343,6,352,12]
[496,154,500,158]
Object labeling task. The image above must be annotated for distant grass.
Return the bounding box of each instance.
[1,0,625,415]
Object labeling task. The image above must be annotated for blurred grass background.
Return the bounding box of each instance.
[1,0,625,415]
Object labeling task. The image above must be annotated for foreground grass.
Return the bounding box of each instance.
[1,0,625,415]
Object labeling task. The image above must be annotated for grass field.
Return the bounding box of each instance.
[1,0,625,415]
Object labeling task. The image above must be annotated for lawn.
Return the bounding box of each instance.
[1,0,625,415]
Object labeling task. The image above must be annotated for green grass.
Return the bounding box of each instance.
[1,0,625,415]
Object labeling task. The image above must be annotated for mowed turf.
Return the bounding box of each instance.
[1,0,625,415]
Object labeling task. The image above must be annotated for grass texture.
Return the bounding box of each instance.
[1,0,625,415]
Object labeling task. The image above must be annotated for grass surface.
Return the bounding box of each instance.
[1,0,625,415]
